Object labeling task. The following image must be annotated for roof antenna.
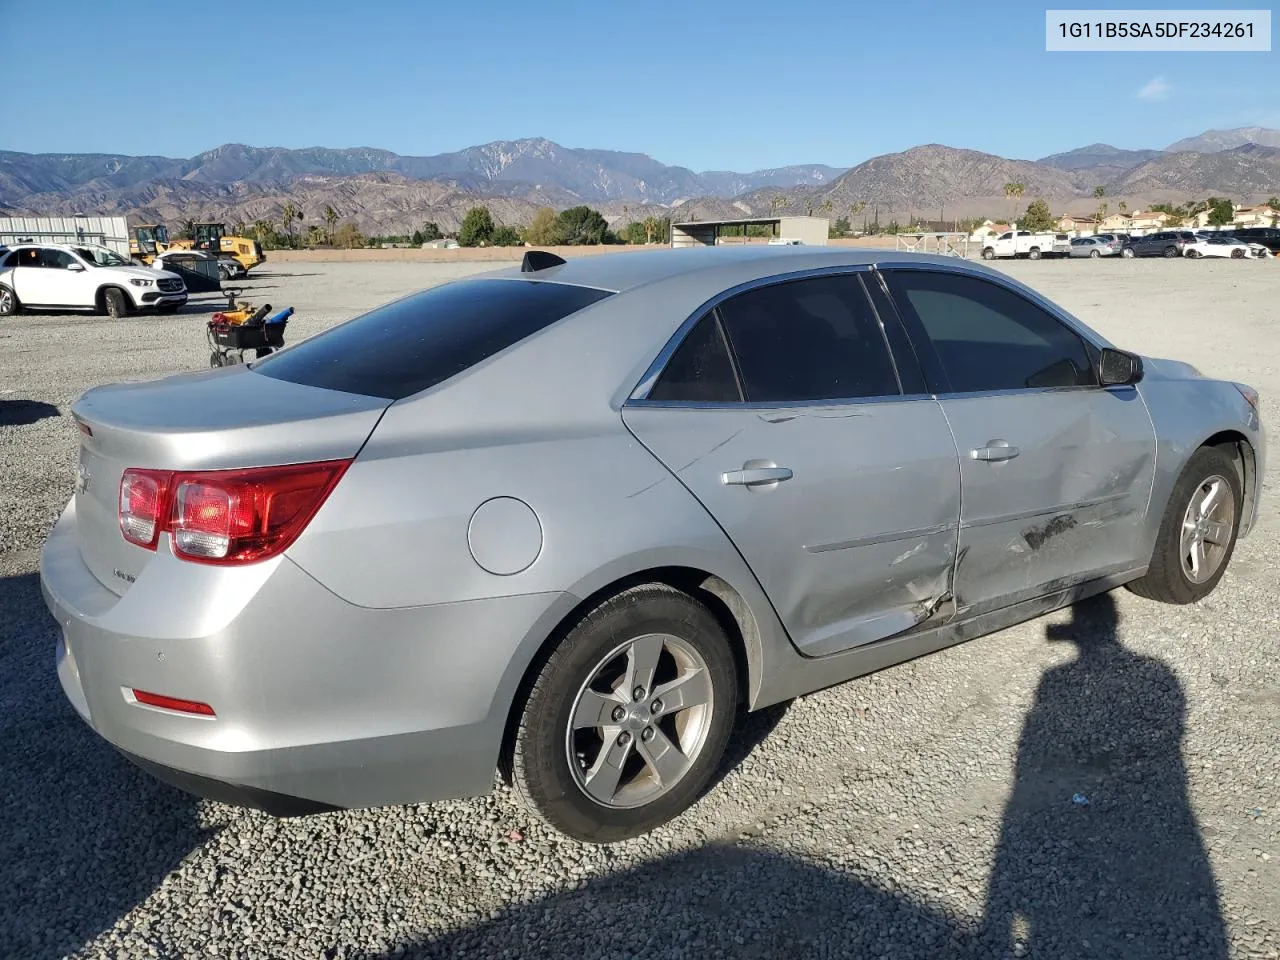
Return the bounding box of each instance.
[521,250,566,273]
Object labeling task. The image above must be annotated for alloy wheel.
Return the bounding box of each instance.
[566,633,714,809]
[1179,475,1235,584]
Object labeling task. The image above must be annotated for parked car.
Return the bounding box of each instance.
[1228,227,1280,254]
[153,249,245,280]
[1069,236,1118,258]
[981,230,1070,259]
[41,247,1264,842]
[0,243,187,317]
[1096,233,1131,247]
[1183,236,1255,259]
[1120,231,1198,258]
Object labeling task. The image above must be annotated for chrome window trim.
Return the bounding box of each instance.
[627,263,900,406]
[629,392,936,411]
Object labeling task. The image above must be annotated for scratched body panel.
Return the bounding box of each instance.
[940,386,1156,617]
[623,399,961,657]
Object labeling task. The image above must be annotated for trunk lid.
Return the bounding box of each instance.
[70,366,389,596]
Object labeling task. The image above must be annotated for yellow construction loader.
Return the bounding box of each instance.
[129,223,173,264]
[176,222,266,274]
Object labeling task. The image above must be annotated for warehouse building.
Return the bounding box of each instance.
[670,215,829,248]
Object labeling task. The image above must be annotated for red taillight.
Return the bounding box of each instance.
[118,460,350,565]
[119,469,170,548]
[131,689,216,716]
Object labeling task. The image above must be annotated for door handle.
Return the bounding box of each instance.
[970,439,1020,462]
[722,465,794,487]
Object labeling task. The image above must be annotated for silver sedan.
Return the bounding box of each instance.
[41,247,1265,842]
[1070,236,1118,258]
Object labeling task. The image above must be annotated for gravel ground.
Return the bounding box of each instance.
[1,257,1276,960]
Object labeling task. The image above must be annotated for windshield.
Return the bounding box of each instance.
[72,245,132,267]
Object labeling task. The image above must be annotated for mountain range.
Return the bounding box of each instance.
[1,127,1277,235]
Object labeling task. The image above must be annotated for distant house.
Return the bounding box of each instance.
[1234,205,1279,227]
[1056,215,1097,234]
[1100,213,1132,231]
[1127,210,1171,232]
[968,220,1010,242]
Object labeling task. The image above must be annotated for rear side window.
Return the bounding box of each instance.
[716,274,900,403]
[648,314,741,403]
[254,279,612,400]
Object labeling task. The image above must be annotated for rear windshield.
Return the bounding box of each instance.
[253,279,612,400]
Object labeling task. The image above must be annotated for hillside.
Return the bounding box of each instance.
[1165,127,1280,153]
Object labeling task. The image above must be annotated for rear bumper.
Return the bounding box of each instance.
[40,498,576,813]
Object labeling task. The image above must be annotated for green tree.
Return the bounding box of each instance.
[1265,196,1279,209]
[304,224,326,247]
[830,216,851,237]
[1004,182,1024,224]
[490,225,523,246]
[555,205,610,245]
[1020,199,1054,232]
[419,221,442,242]
[1206,197,1235,226]
[458,206,496,247]
[1092,185,1107,232]
[524,207,562,246]
[322,205,339,245]
[332,221,365,249]
[178,218,196,241]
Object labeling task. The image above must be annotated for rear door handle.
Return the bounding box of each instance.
[722,465,794,486]
[970,439,1020,462]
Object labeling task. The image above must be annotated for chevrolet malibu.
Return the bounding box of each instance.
[41,247,1264,842]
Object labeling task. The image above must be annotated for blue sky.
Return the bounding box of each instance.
[5,0,1276,169]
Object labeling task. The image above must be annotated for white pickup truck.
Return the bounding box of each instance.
[980,230,1071,260]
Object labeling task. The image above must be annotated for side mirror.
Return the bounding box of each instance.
[1098,347,1143,386]
[66,262,85,272]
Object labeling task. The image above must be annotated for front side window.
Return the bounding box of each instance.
[13,248,42,268]
[884,270,1097,393]
[715,274,900,403]
[40,249,77,269]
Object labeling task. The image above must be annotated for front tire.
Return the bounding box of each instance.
[0,284,19,316]
[1121,246,1136,258]
[510,583,739,843]
[1127,447,1242,604]
[1163,246,1178,258]
[982,247,995,260]
[1090,249,1100,258]
[1028,247,1041,260]
[103,287,130,318]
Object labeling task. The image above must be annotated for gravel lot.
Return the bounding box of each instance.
[1,257,1276,960]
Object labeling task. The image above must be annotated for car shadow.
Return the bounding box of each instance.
[0,570,211,959]
[0,399,61,427]
[975,592,1227,958]
[348,844,960,960]
[707,697,792,793]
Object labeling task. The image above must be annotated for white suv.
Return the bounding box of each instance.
[0,243,188,318]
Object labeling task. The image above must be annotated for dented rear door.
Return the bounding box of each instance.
[623,272,962,658]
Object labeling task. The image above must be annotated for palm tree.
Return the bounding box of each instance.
[323,204,339,245]
[1003,183,1024,225]
[1093,186,1108,232]
[280,200,301,246]
[1118,199,1128,214]
[770,195,785,215]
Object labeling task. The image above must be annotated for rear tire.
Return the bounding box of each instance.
[510,583,739,843]
[1186,249,1200,258]
[1127,447,1242,604]
[103,287,129,318]
[1090,249,1100,258]
[0,284,19,316]
[1028,247,1041,260]
[982,247,995,260]
[1163,246,1178,258]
